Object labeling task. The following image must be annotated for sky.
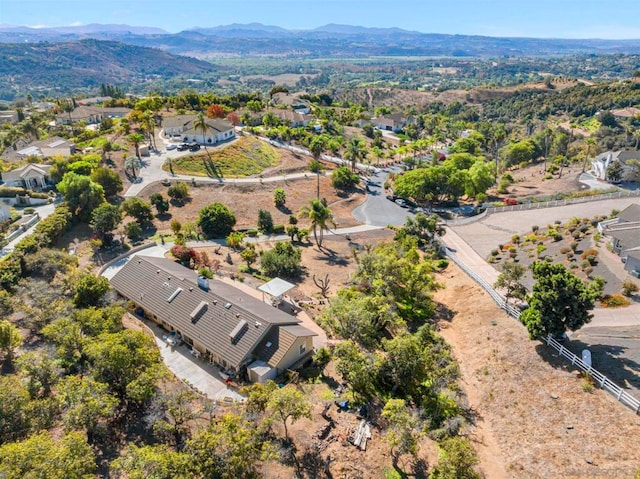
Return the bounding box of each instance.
[2,0,640,39]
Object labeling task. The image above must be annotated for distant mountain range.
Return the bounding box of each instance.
[2,23,640,57]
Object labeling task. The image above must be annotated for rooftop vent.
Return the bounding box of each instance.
[266,341,272,348]
[229,319,247,343]
[225,302,232,310]
[167,288,183,303]
[255,321,262,328]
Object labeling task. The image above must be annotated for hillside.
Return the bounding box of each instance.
[0,39,217,98]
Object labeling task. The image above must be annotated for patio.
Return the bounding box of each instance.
[128,314,245,403]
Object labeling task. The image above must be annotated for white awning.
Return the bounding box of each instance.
[258,278,296,299]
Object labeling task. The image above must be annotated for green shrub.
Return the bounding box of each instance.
[246,229,258,237]
[0,187,27,198]
[273,224,285,234]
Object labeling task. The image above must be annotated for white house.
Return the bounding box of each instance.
[373,114,411,133]
[591,150,640,181]
[56,106,131,125]
[1,136,76,163]
[1,163,53,190]
[162,115,235,145]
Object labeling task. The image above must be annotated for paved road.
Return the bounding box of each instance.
[352,166,415,226]
[0,202,57,258]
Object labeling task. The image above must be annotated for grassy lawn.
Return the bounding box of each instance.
[164,136,280,177]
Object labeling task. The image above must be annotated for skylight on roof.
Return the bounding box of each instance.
[167,288,183,303]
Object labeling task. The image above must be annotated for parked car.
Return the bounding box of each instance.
[166,144,177,151]
[177,143,189,151]
[395,198,408,208]
[386,194,397,202]
[189,143,201,152]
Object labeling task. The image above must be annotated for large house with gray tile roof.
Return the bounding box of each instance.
[162,115,234,145]
[110,256,315,383]
[599,203,640,276]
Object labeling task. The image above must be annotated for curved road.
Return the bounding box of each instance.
[352,166,415,226]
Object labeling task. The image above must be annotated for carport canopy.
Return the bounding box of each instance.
[258,277,296,304]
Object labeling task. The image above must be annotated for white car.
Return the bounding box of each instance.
[166,144,177,151]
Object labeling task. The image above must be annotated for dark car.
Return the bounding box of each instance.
[386,194,397,202]
[177,143,189,151]
[189,143,201,152]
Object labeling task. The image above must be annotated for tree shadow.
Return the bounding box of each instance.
[534,336,640,393]
[155,212,172,221]
[434,302,457,323]
[277,205,292,215]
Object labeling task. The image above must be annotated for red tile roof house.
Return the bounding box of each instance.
[110,256,316,384]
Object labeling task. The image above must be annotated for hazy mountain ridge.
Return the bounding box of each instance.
[0,39,217,95]
[2,22,640,56]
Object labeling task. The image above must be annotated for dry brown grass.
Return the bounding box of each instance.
[435,264,640,479]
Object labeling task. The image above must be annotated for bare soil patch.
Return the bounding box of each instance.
[434,264,640,479]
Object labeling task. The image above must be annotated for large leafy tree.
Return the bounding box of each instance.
[260,241,302,279]
[90,167,123,198]
[265,385,312,442]
[57,375,118,442]
[297,199,336,248]
[0,431,95,479]
[85,330,163,404]
[121,197,154,224]
[187,413,275,479]
[90,203,122,240]
[520,261,602,339]
[0,376,31,443]
[111,444,191,479]
[198,202,236,238]
[319,288,403,348]
[381,399,421,468]
[56,172,105,222]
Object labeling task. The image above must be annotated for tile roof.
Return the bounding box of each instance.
[618,204,640,223]
[109,256,315,370]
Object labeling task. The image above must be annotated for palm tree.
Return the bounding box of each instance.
[344,138,367,172]
[309,137,325,199]
[298,199,336,249]
[125,156,142,180]
[193,113,215,175]
[127,133,145,159]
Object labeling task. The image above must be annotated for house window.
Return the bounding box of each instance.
[299,343,306,356]
[208,138,212,143]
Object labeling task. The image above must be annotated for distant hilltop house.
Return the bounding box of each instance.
[55,106,131,125]
[1,163,53,190]
[270,93,311,114]
[0,110,20,125]
[598,203,640,277]
[76,96,112,106]
[162,115,234,145]
[591,150,640,182]
[372,114,411,133]
[272,109,313,128]
[1,136,76,163]
[611,107,640,119]
[109,256,316,384]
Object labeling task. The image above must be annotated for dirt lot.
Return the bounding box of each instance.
[434,264,640,479]
[139,175,365,235]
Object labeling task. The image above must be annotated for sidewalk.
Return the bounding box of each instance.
[0,202,57,258]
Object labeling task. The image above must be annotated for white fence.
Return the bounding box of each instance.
[485,189,640,215]
[444,246,640,414]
